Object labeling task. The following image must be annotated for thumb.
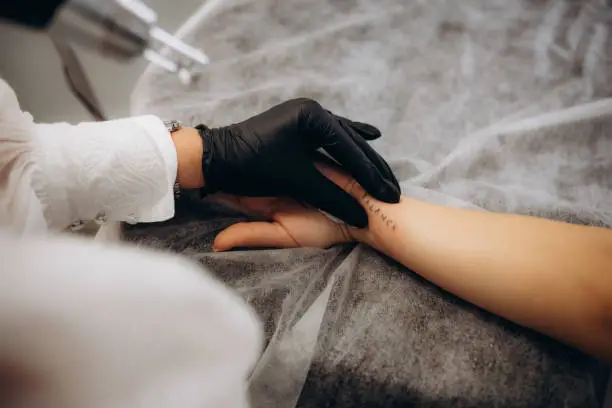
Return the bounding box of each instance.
[314,161,365,201]
[213,222,299,251]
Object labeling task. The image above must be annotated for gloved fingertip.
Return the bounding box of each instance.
[350,121,382,140]
[376,180,401,204]
[392,176,401,193]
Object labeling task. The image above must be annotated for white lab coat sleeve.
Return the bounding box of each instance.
[33,113,178,229]
[0,78,177,233]
[0,79,49,234]
[0,230,262,408]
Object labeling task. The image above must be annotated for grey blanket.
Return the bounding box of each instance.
[127,0,612,406]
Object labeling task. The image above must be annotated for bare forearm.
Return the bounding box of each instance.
[353,196,612,360]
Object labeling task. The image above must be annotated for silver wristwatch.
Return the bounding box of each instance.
[164,120,183,200]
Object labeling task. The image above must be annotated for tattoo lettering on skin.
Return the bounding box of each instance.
[362,193,397,231]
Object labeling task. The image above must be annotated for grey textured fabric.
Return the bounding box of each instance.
[127,0,612,407]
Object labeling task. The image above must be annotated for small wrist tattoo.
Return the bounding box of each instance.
[362,193,397,231]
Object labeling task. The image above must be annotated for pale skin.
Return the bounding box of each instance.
[213,163,612,362]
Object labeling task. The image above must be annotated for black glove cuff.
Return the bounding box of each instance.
[195,124,220,197]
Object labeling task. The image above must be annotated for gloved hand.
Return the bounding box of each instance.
[197,98,400,228]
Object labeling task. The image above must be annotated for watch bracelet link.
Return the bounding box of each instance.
[164,120,183,201]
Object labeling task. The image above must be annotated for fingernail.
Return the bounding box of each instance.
[212,247,219,252]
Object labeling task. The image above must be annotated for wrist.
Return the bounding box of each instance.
[348,195,408,253]
[346,223,371,245]
[170,127,205,189]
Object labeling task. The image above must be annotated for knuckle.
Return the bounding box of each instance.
[292,97,324,115]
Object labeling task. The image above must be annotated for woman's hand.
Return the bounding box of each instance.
[213,162,376,251]
[212,195,353,251]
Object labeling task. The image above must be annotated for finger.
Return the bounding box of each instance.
[324,110,381,140]
[293,165,368,228]
[314,161,365,200]
[339,119,401,193]
[300,102,396,202]
[335,115,381,140]
[317,117,399,203]
[214,222,298,251]
[329,115,399,192]
[312,138,400,199]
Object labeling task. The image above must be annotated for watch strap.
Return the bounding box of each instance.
[164,120,183,200]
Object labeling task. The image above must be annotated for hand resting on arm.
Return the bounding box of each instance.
[213,163,612,362]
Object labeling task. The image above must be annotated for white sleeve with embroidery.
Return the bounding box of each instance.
[0,78,177,234]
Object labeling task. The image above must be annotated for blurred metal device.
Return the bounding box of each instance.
[49,0,209,75]
[0,0,209,120]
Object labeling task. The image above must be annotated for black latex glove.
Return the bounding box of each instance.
[197,98,400,228]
